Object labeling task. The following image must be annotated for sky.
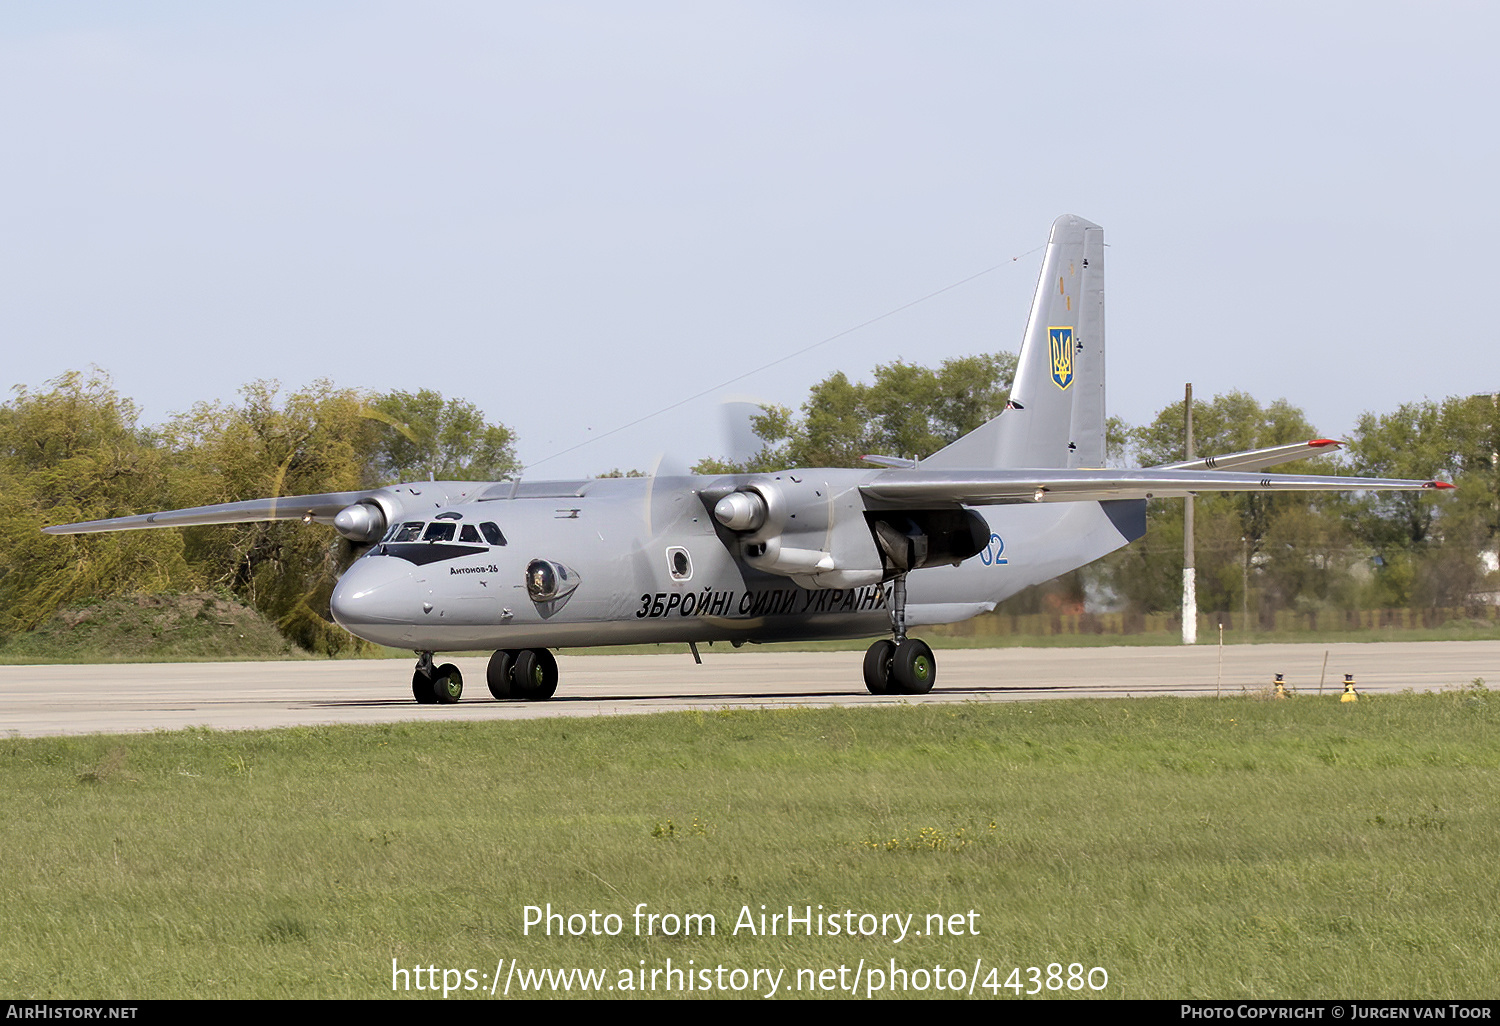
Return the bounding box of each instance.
[3,1,1496,479]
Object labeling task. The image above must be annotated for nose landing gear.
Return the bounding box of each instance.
[412,652,464,704]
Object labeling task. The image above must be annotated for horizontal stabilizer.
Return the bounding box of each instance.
[1154,438,1342,473]
[860,454,919,469]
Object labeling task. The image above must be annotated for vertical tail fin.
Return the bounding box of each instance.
[925,214,1105,469]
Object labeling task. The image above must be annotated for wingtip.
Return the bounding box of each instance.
[1308,438,1343,448]
[1426,480,1456,490]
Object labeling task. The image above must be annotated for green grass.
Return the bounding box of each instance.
[2,689,1497,999]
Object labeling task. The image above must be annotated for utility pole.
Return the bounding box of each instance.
[1241,535,1250,632]
[1182,383,1197,645]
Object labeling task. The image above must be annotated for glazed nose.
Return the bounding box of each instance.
[330,555,418,626]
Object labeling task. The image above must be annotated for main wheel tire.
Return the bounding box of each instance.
[432,663,464,704]
[412,669,437,704]
[890,639,935,695]
[487,649,518,700]
[863,639,896,694]
[513,648,559,701]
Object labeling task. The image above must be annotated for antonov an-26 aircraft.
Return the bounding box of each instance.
[45,215,1452,703]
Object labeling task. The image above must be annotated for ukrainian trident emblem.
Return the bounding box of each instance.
[1049,326,1074,390]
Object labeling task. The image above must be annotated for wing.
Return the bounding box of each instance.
[40,480,494,542]
[41,490,386,534]
[859,467,1452,506]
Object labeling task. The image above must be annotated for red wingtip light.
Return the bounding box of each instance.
[1308,438,1342,448]
[1426,480,1456,490]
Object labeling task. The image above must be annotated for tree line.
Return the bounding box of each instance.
[0,372,517,651]
[2,364,1495,650]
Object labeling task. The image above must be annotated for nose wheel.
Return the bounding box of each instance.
[412,653,464,704]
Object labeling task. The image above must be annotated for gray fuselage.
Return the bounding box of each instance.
[328,471,1143,653]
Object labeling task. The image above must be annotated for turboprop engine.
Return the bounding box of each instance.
[710,477,884,589]
[709,475,982,589]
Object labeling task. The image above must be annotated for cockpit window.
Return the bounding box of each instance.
[481,522,507,546]
[391,521,424,542]
[459,524,481,543]
[422,522,456,542]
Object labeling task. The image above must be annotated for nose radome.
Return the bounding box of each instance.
[330,555,418,627]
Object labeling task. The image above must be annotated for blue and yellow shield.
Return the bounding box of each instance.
[1049,326,1074,390]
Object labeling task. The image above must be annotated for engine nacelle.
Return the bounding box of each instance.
[711,477,884,589]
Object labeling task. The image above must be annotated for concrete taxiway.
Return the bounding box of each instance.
[2,640,1495,738]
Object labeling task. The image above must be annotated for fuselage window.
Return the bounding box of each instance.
[392,522,424,542]
[481,522,507,546]
[459,524,482,544]
[423,522,456,543]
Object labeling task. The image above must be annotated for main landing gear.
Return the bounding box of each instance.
[486,648,559,701]
[412,652,464,704]
[862,573,936,696]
